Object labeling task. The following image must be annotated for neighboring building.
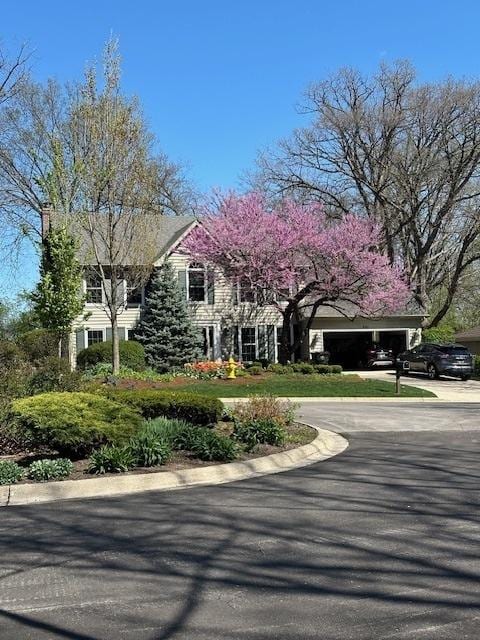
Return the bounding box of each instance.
[71,215,425,366]
[455,327,480,355]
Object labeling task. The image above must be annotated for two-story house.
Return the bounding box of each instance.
[70,214,425,367]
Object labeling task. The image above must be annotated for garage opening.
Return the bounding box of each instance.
[323,332,373,369]
[378,330,407,356]
[323,330,408,369]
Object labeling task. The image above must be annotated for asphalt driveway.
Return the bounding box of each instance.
[0,404,479,639]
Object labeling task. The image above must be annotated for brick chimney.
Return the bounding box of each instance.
[41,202,52,240]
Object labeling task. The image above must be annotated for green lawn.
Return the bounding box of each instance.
[158,374,435,398]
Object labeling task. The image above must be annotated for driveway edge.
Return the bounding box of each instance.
[1,426,348,507]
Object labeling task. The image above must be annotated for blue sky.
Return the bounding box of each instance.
[3,0,480,296]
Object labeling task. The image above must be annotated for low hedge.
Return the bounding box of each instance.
[11,392,142,457]
[101,389,223,426]
[77,340,146,372]
[267,363,342,375]
[475,355,480,377]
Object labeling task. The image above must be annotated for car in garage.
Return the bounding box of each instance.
[396,343,474,380]
[360,343,395,368]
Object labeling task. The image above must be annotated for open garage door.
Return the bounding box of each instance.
[377,330,407,357]
[323,329,409,369]
[323,331,373,369]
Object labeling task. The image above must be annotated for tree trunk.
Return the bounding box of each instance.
[111,316,120,375]
[278,308,295,364]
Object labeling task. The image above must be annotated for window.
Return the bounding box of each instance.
[241,327,256,362]
[85,272,103,304]
[87,330,104,346]
[188,263,206,302]
[239,281,256,303]
[126,280,143,306]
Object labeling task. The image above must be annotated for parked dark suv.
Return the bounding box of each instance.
[397,343,474,380]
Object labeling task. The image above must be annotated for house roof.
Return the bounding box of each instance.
[455,326,480,341]
[68,214,196,265]
[299,299,425,319]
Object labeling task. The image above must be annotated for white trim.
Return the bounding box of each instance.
[83,273,104,307]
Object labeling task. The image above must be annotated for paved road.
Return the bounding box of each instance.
[1,405,480,639]
[357,370,480,402]
[298,401,480,432]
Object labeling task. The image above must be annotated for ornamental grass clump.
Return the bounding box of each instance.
[233,418,286,452]
[129,431,172,467]
[88,445,136,474]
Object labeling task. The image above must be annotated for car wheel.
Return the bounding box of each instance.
[461,376,471,381]
[427,364,438,380]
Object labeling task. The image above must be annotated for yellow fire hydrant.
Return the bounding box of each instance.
[226,356,237,379]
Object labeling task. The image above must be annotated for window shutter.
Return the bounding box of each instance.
[258,325,267,359]
[232,284,239,306]
[106,327,112,342]
[233,326,239,359]
[116,279,125,307]
[178,270,187,298]
[267,325,276,362]
[76,329,85,353]
[118,327,126,341]
[207,271,215,305]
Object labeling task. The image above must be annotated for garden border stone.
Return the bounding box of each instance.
[0,425,348,507]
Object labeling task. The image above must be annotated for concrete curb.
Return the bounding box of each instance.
[220,396,444,404]
[1,425,348,507]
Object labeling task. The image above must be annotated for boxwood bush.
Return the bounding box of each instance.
[11,392,142,457]
[77,340,146,372]
[102,389,223,426]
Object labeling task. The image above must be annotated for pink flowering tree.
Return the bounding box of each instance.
[183,193,409,363]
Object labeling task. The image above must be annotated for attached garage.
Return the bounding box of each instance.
[304,302,425,368]
[323,329,408,369]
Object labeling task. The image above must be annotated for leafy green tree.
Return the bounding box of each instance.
[30,227,84,357]
[134,263,202,372]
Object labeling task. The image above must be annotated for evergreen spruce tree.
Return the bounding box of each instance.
[134,262,202,371]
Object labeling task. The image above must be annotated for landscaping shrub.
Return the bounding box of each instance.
[474,355,480,377]
[142,416,193,443]
[129,431,172,467]
[12,392,142,457]
[267,364,294,375]
[189,429,237,462]
[292,363,315,375]
[142,417,237,462]
[77,340,146,371]
[88,445,136,474]
[0,460,24,485]
[28,357,82,394]
[233,418,286,451]
[83,363,174,382]
[248,365,263,376]
[17,329,58,363]
[28,458,73,481]
[246,361,264,369]
[231,395,295,429]
[314,364,343,375]
[102,389,223,426]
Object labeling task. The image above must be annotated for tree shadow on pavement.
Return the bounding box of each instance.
[0,430,479,639]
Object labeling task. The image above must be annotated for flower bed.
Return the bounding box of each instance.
[1,394,314,485]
